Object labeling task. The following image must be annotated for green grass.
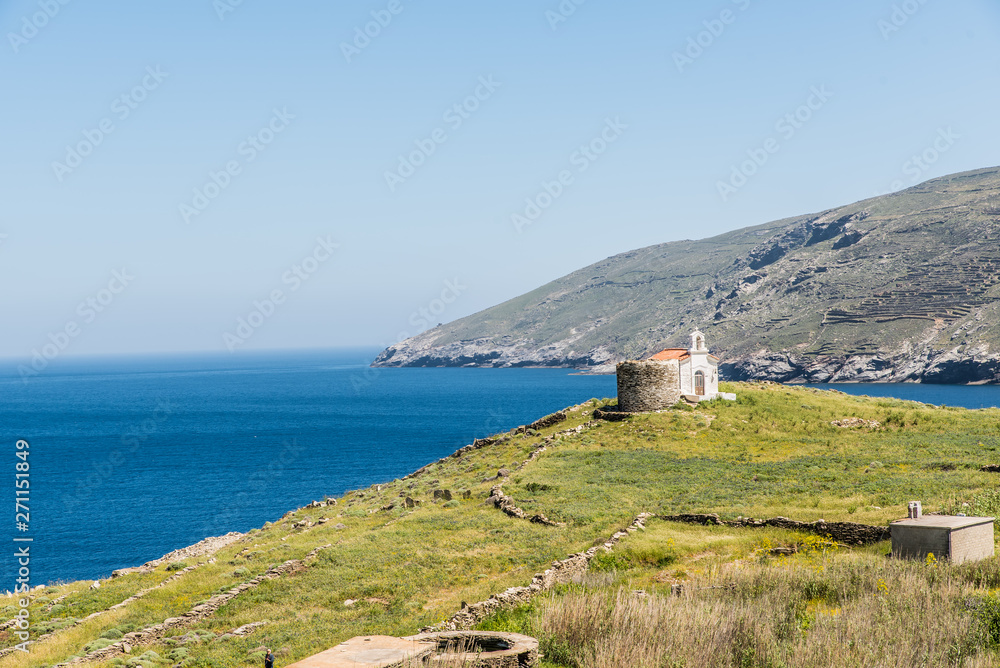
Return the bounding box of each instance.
[507,384,1000,528]
[477,521,1000,667]
[7,385,1000,668]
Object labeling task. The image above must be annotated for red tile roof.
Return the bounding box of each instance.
[649,348,690,361]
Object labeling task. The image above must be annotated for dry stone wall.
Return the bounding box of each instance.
[659,513,890,545]
[403,411,569,481]
[55,545,331,666]
[616,360,681,412]
[112,532,244,577]
[424,513,653,632]
[485,485,562,526]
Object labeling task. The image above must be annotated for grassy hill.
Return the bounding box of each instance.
[8,385,1000,667]
[374,166,1000,384]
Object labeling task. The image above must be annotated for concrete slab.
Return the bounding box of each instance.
[891,516,994,530]
[284,636,436,668]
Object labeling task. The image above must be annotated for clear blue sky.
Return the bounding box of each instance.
[1,0,998,359]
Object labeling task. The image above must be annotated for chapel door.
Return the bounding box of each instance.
[695,371,705,396]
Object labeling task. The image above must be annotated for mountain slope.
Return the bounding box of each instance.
[373,166,1000,383]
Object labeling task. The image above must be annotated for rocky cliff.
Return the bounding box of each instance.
[373,166,1000,384]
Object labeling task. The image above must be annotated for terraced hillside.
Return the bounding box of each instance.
[8,384,1000,668]
[373,166,1000,383]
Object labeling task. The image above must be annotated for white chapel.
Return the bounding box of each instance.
[647,330,734,402]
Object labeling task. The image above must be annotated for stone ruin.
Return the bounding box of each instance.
[616,359,681,412]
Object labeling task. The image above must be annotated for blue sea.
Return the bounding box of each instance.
[4,349,1000,587]
[0,348,616,586]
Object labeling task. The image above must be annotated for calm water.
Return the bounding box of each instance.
[4,351,1000,586]
[0,349,616,584]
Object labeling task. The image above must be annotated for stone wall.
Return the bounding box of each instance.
[659,513,891,545]
[616,360,681,412]
[486,485,562,526]
[55,545,331,666]
[424,513,654,632]
[403,411,570,481]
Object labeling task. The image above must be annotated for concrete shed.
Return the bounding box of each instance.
[890,515,995,565]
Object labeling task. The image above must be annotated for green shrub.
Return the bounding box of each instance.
[590,552,633,572]
[628,546,678,569]
[540,637,578,666]
[84,638,116,653]
[958,559,1000,589]
[976,593,1000,647]
[100,627,124,639]
[166,561,188,572]
[125,651,162,668]
[168,647,190,662]
[525,482,555,493]
[36,617,78,635]
[475,603,537,635]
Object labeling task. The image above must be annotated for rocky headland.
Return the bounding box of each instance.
[374,167,1000,384]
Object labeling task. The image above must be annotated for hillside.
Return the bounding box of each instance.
[8,385,1000,667]
[373,166,1000,383]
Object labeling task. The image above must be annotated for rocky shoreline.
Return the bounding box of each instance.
[724,348,1000,385]
[372,337,618,373]
[372,340,1000,384]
